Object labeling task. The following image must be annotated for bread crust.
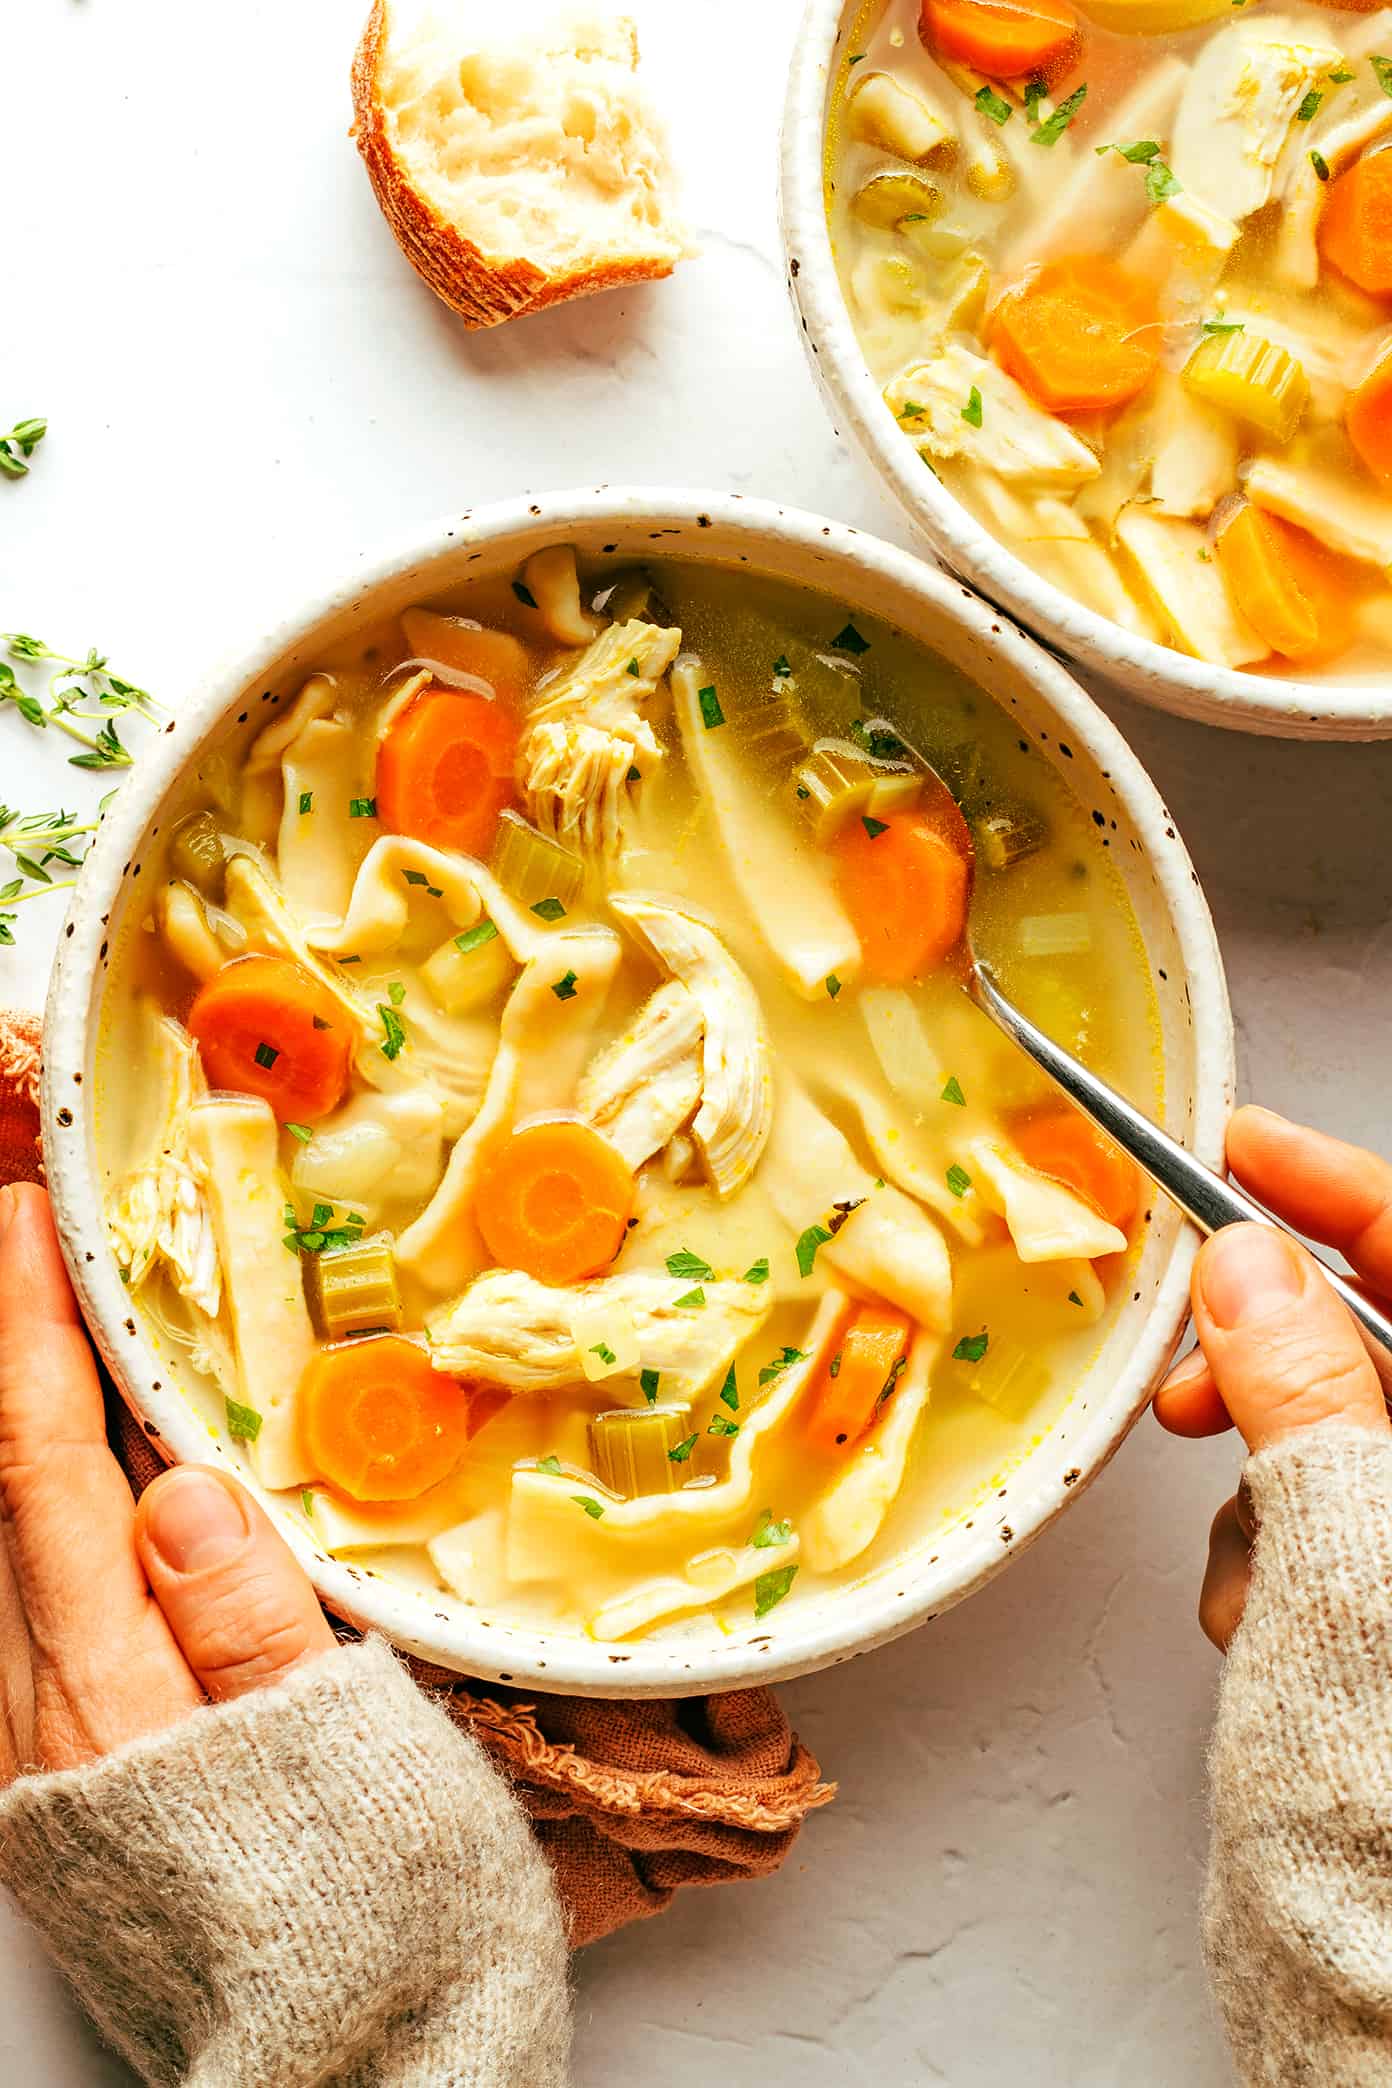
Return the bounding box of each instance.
[350,0,680,330]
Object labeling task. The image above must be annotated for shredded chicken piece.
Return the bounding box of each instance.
[576,980,704,1169]
[426,1268,770,1397]
[107,1013,220,1317]
[886,348,1100,487]
[609,895,772,1198]
[1171,20,1342,223]
[519,619,681,859]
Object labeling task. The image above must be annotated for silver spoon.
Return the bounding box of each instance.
[920,766,1392,1398]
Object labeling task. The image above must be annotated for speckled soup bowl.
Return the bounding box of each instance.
[781,0,1392,743]
[43,489,1233,1697]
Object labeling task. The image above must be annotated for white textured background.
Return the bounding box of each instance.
[4,3,1391,2081]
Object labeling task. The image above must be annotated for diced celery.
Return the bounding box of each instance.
[168,810,225,898]
[964,1346,1051,1420]
[793,738,922,844]
[1182,330,1309,445]
[588,1406,690,1499]
[591,566,672,625]
[303,1234,403,1340]
[1017,913,1092,959]
[975,804,1048,872]
[852,170,946,232]
[491,810,584,912]
[420,924,515,1013]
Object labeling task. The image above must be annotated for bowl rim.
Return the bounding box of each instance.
[779,0,1392,744]
[43,484,1234,1696]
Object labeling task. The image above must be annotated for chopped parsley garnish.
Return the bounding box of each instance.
[719,1365,740,1412]
[1031,81,1086,146]
[626,657,640,677]
[954,1331,990,1363]
[589,1341,617,1366]
[1373,53,1392,99]
[1311,148,1331,181]
[754,1564,798,1619]
[551,969,579,1001]
[666,1248,713,1281]
[832,619,871,655]
[1296,89,1322,122]
[285,1122,313,1144]
[349,796,376,819]
[946,1162,973,1199]
[861,814,889,839]
[1024,77,1047,125]
[795,1224,832,1279]
[773,653,793,679]
[698,684,725,729]
[1067,1290,1085,1308]
[572,1494,606,1520]
[402,869,442,896]
[708,1415,740,1438]
[825,972,842,999]
[225,1396,263,1442]
[378,1004,406,1059]
[1329,66,1353,84]
[828,1350,843,1379]
[536,1454,562,1475]
[312,1016,332,1029]
[975,84,1013,126]
[640,1368,661,1403]
[848,717,906,760]
[759,1345,807,1386]
[848,50,866,63]
[877,1354,908,1407]
[1097,137,1181,204]
[301,1488,316,1519]
[961,386,984,429]
[742,1257,770,1286]
[455,919,499,955]
[626,764,642,783]
[898,399,927,421]
[1098,136,1161,162]
[668,1432,698,1463]
[673,1286,706,1310]
[941,1074,966,1106]
[298,790,313,814]
[530,896,567,921]
[253,1040,279,1070]
[752,1510,793,1549]
[338,956,361,965]
[1201,317,1244,335]
[512,579,538,608]
[387,980,406,1006]
[283,1202,367,1256]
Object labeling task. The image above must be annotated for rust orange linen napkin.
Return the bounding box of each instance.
[0,1011,833,1948]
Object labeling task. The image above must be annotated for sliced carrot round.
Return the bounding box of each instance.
[1012,1106,1139,1232]
[188,953,350,1121]
[991,258,1160,415]
[1347,343,1392,486]
[1214,502,1354,663]
[475,1119,635,1285]
[834,805,971,982]
[806,1303,914,1455]
[300,1335,471,1502]
[1319,150,1392,298]
[920,0,1079,77]
[376,686,519,857]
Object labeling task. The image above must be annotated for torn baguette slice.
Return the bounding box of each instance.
[351,1,690,329]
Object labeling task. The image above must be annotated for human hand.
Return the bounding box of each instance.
[0,1181,336,1785]
[1153,1106,1391,1651]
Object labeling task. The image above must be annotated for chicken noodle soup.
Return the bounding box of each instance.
[829,0,1392,681]
[98,548,1158,1645]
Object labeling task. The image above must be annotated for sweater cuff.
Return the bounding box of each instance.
[0,1637,569,2088]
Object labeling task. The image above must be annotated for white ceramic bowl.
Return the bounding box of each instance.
[43,488,1233,1697]
[781,0,1392,743]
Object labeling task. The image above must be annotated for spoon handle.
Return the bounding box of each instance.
[967,961,1392,1396]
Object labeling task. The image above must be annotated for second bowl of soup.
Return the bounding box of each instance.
[44,490,1231,1694]
[784,0,1392,737]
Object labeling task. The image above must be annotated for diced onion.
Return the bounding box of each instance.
[1017,913,1092,960]
[860,987,942,1099]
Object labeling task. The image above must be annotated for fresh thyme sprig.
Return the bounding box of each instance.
[0,634,162,769]
[0,420,47,480]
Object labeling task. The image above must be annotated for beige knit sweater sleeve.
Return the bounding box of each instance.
[1205,1421,1392,2086]
[0,1636,570,2087]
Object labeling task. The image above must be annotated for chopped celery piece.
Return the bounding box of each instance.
[793,738,921,844]
[491,810,583,912]
[720,682,811,764]
[1017,913,1092,959]
[421,924,515,1013]
[588,1406,690,1499]
[975,804,1048,872]
[937,740,987,809]
[591,566,672,625]
[963,1346,1050,1419]
[168,810,225,898]
[1182,330,1308,445]
[852,170,946,232]
[303,1234,402,1339]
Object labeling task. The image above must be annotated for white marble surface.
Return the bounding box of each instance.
[4,2,1390,2081]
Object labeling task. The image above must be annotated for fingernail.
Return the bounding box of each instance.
[144,1469,251,1575]
[1200,1226,1305,1331]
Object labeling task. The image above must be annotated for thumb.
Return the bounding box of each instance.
[1191,1224,1388,1454]
[135,1466,336,1702]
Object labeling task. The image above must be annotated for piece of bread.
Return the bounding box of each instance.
[351,2,690,329]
